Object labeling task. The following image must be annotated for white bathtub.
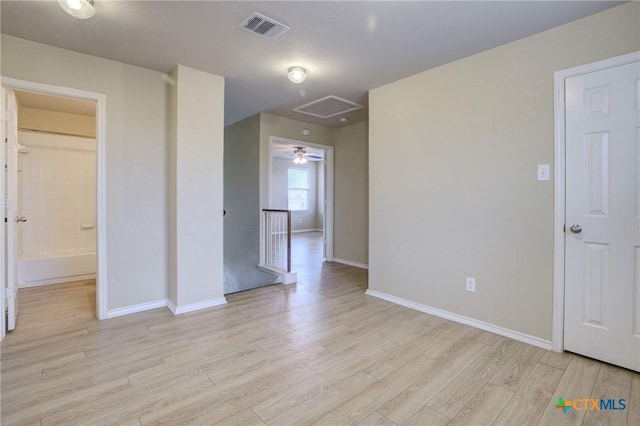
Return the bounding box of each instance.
[18,248,96,287]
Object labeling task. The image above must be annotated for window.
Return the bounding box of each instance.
[288,168,310,211]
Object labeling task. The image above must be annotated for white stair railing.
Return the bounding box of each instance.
[260,209,291,273]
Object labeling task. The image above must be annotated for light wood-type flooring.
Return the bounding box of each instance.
[1,233,639,425]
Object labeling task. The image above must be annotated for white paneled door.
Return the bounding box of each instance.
[4,89,19,331]
[564,60,640,372]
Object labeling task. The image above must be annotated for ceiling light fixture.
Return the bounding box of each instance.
[58,0,95,19]
[293,147,308,165]
[288,67,307,84]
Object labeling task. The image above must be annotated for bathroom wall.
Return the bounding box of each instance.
[18,130,96,254]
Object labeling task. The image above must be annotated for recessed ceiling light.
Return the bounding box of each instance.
[288,67,307,84]
[58,0,95,19]
[339,117,349,123]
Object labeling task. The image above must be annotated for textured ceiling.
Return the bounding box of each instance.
[0,1,623,128]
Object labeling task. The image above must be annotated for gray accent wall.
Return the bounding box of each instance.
[224,114,276,294]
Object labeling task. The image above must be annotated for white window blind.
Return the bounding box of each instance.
[288,168,310,211]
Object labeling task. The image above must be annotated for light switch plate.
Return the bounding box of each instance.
[466,277,476,293]
[537,164,550,181]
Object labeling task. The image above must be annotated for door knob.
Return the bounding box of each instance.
[569,224,582,234]
[15,217,27,223]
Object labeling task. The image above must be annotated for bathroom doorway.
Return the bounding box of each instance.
[1,78,108,335]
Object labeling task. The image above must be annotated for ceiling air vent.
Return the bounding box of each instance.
[293,96,363,119]
[239,12,290,40]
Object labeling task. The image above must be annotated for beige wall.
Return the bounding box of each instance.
[333,122,368,265]
[169,65,225,308]
[368,2,640,341]
[19,107,96,138]
[259,112,334,209]
[2,35,169,310]
[2,35,370,311]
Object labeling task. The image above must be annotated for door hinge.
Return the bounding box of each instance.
[563,224,566,233]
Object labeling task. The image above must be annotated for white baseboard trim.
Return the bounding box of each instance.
[281,271,297,285]
[107,296,228,319]
[167,297,227,315]
[106,299,168,319]
[333,258,369,270]
[258,264,297,285]
[291,229,323,233]
[19,274,97,288]
[258,264,285,276]
[365,289,552,350]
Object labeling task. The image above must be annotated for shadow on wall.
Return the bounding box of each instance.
[224,114,276,294]
[223,215,277,294]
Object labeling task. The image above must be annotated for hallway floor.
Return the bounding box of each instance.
[2,266,638,425]
[291,230,324,274]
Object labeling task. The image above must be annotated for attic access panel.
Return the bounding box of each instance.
[293,96,363,119]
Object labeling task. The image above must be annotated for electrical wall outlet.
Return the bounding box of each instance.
[466,277,476,293]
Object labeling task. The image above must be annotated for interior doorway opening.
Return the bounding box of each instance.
[1,78,107,339]
[268,137,334,276]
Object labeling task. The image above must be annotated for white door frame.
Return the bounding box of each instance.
[268,136,334,261]
[552,51,640,352]
[1,76,108,321]
[1,89,7,340]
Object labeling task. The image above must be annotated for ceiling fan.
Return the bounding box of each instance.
[292,146,323,164]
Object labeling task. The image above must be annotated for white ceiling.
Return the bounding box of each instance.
[0,1,622,128]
